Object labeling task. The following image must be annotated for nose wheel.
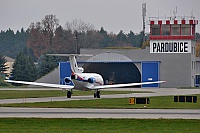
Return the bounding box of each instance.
[94,90,100,98]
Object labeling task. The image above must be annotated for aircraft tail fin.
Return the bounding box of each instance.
[69,55,79,73]
[46,54,93,73]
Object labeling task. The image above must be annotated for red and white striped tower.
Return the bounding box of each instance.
[149,18,198,41]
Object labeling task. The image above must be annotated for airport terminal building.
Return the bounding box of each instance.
[78,17,199,88]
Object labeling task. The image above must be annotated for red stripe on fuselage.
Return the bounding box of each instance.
[75,74,103,86]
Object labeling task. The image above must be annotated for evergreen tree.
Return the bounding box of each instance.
[0,28,27,58]
[127,31,144,47]
[116,30,128,46]
[0,54,8,76]
[37,52,58,78]
[11,51,37,81]
[99,27,112,47]
[127,31,136,46]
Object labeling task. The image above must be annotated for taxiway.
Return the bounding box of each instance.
[0,107,199,119]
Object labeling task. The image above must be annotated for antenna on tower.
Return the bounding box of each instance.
[173,6,177,19]
[191,9,195,19]
[142,2,146,48]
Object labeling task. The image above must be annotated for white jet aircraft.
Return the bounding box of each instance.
[5,54,165,98]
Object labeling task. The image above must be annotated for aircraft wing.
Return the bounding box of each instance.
[4,80,74,89]
[92,81,165,89]
[46,54,93,57]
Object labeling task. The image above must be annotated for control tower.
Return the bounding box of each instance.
[149,16,198,52]
[149,16,198,87]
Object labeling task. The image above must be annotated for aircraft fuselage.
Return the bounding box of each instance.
[72,73,104,90]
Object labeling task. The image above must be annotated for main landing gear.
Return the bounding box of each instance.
[67,90,73,98]
[94,90,100,98]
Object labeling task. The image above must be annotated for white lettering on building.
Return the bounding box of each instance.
[150,40,191,53]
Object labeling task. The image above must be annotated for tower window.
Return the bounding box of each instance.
[181,25,191,35]
[171,25,180,35]
[161,25,170,35]
[151,25,160,35]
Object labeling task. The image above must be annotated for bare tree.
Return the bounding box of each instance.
[65,19,94,33]
[27,15,60,58]
[64,19,93,53]
[42,15,60,46]
[42,15,59,35]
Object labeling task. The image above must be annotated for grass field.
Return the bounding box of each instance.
[0,90,199,132]
[0,90,149,99]
[2,94,200,109]
[0,118,199,133]
[0,90,65,99]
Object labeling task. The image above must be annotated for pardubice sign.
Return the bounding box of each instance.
[150,40,191,53]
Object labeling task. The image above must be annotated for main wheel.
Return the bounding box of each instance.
[94,92,97,98]
[97,91,100,98]
[67,91,72,98]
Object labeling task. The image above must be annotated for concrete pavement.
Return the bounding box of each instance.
[0,107,199,119]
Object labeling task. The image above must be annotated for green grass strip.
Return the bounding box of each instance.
[2,94,200,109]
[0,90,151,99]
[0,118,199,133]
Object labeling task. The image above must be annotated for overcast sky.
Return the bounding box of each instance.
[0,0,199,34]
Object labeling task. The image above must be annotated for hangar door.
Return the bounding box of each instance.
[142,62,160,88]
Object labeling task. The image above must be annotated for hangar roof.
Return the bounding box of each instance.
[86,53,132,62]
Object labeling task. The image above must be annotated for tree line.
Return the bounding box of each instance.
[0,15,145,60]
[0,28,27,59]
[1,14,200,60]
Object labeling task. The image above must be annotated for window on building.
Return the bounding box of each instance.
[151,25,160,35]
[198,62,200,71]
[192,61,196,70]
[181,25,191,35]
[171,25,180,35]
[161,25,170,35]
[192,47,196,56]
[192,61,193,69]
[192,47,194,55]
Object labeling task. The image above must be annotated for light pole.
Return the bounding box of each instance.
[74,31,78,54]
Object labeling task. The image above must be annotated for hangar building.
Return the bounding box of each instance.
[79,16,199,88]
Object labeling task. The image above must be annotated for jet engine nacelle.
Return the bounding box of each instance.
[64,77,72,84]
[78,67,84,73]
[71,74,77,79]
[88,77,96,83]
